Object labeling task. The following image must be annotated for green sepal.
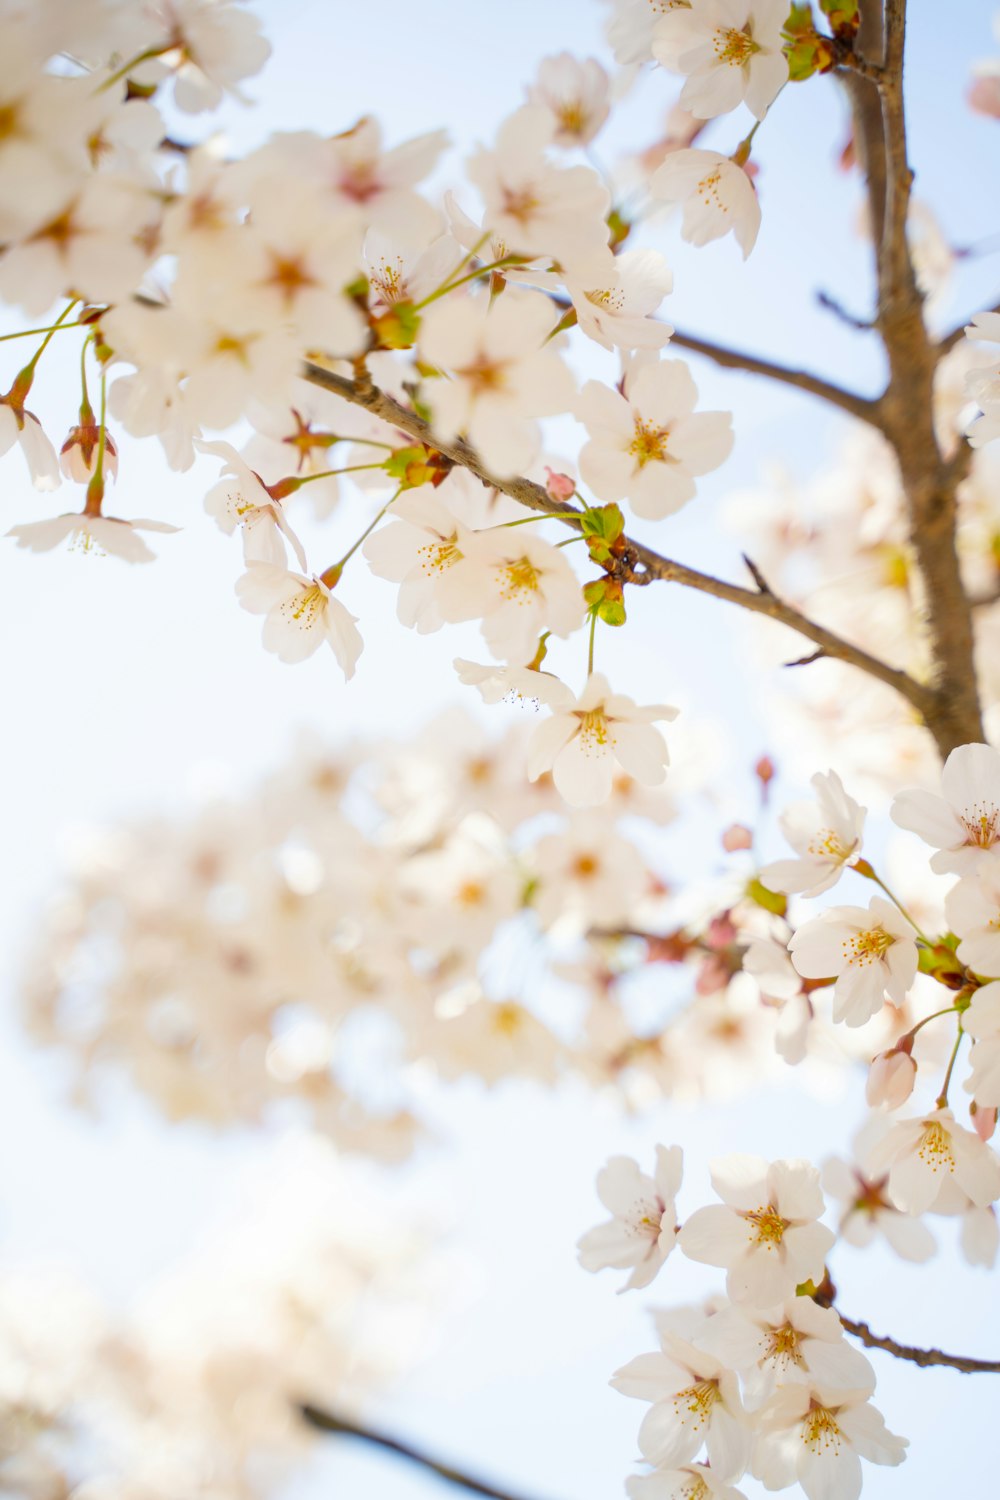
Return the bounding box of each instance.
[745,877,788,917]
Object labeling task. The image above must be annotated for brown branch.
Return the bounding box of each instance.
[839,1314,1000,1375]
[302,361,939,722]
[299,1404,547,1500]
[667,328,882,426]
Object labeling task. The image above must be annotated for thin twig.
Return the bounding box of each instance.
[299,1404,547,1500]
[301,361,939,722]
[936,299,1000,359]
[839,1314,1000,1375]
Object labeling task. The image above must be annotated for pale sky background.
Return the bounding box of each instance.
[2,3,1000,1498]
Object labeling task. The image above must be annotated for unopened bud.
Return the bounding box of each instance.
[866,1047,917,1110]
[545,467,576,502]
[972,1102,998,1143]
[60,424,118,483]
[722,823,753,852]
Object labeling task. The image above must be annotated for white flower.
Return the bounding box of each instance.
[527,53,611,147]
[788,898,918,1026]
[650,149,761,258]
[530,813,648,931]
[678,1156,835,1308]
[526,673,678,807]
[652,0,789,121]
[751,1384,907,1500]
[363,492,476,634]
[865,1049,917,1110]
[419,290,576,476]
[627,1464,746,1500]
[466,105,612,281]
[198,440,306,569]
[891,742,1000,873]
[964,310,1000,446]
[577,358,732,519]
[577,1146,683,1290]
[435,529,585,664]
[612,1326,750,1479]
[696,1297,875,1411]
[964,981,1000,1107]
[454,659,571,708]
[946,868,1000,977]
[7,512,178,563]
[741,937,811,1064]
[760,771,866,897]
[566,248,674,353]
[822,1152,936,1262]
[0,402,60,490]
[866,1106,1000,1214]
[142,0,272,113]
[236,564,363,676]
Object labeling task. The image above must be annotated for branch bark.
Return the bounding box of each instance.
[299,1404,548,1500]
[302,360,937,721]
[839,1313,1000,1375]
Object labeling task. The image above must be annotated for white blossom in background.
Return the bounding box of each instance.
[946,867,1000,976]
[964,981,1000,1107]
[577,357,733,519]
[7,511,179,562]
[198,439,307,568]
[891,741,1000,872]
[788,898,918,1027]
[964,310,1000,445]
[627,1465,747,1500]
[678,1156,835,1308]
[418,290,576,476]
[650,149,761,257]
[760,770,866,897]
[527,673,678,806]
[578,1147,683,1290]
[652,0,790,120]
[528,53,611,147]
[236,564,363,675]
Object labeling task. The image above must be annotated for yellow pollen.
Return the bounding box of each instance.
[672,1380,717,1431]
[457,880,486,906]
[501,186,539,223]
[465,357,506,394]
[493,1002,523,1035]
[767,1324,805,1367]
[742,1202,787,1247]
[280,584,325,629]
[696,167,729,215]
[572,853,599,879]
[372,257,404,302]
[712,25,758,66]
[806,829,850,859]
[628,416,672,467]
[803,1404,844,1456]
[576,708,610,753]
[843,926,894,967]
[585,287,625,313]
[917,1121,956,1175]
[500,556,542,599]
[555,100,587,137]
[959,802,1000,849]
[418,539,462,575]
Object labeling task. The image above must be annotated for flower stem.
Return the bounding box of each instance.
[414,255,528,310]
[906,1004,961,1040]
[852,860,932,945]
[587,608,597,676]
[333,486,403,571]
[936,1022,965,1109]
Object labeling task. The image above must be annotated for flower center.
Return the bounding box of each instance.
[628,416,672,466]
[465,357,506,394]
[493,1002,523,1035]
[713,25,758,66]
[371,256,405,303]
[585,287,626,313]
[280,584,325,628]
[555,100,587,137]
[500,186,539,224]
[806,828,851,860]
[499,556,542,599]
[959,802,1000,849]
[696,167,728,214]
[803,1403,845,1456]
[843,926,893,966]
[418,539,462,575]
[577,709,610,752]
[742,1202,787,1247]
[917,1121,956,1175]
[672,1380,718,1432]
[766,1323,805,1368]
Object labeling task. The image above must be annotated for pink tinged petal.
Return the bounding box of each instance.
[611,720,669,786]
[743,49,789,120]
[611,1352,692,1401]
[596,1156,655,1216]
[577,1219,647,1271]
[781,1221,835,1282]
[802,1340,876,1394]
[324,597,363,679]
[706,1405,751,1483]
[769,1160,825,1221]
[526,715,578,782]
[956,929,1000,977]
[890,787,965,850]
[797,1439,862,1500]
[654,1144,684,1202]
[709,1154,771,1211]
[875,1207,936,1262]
[836,1402,908,1467]
[637,1401,701,1469]
[951,1132,1000,1206]
[629,462,696,520]
[680,64,748,121]
[630,358,698,421]
[726,1250,796,1309]
[888,1148,948,1216]
[832,964,887,1026]
[679,1205,752,1268]
[668,411,734,476]
[552,732,615,807]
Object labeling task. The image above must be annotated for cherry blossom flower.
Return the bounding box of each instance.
[528,53,611,147]
[788,898,918,1027]
[822,1146,936,1262]
[466,105,612,281]
[198,440,306,569]
[963,981,1000,1107]
[751,1384,907,1500]
[236,563,362,675]
[141,0,272,113]
[650,149,761,257]
[0,400,60,489]
[865,1105,1000,1215]
[696,1297,875,1411]
[760,771,866,897]
[7,512,178,563]
[678,1156,835,1308]
[577,1146,683,1290]
[627,1464,746,1500]
[891,741,1000,873]
[963,310,1000,445]
[652,0,789,121]
[363,492,477,634]
[946,868,1000,977]
[566,248,674,352]
[865,1048,917,1110]
[435,529,584,664]
[741,937,811,1064]
[577,358,733,520]
[364,228,463,318]
[60,423,119,483]
[530,812,648,930]
[612,1322,750,1479]
[454,659,571,709]
[526,673,678,807]
[419,290,576,476]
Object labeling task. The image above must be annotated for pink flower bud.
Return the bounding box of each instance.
[60,424,118,483]
[969,76,1000,120]
[706,913,737,950]
[972,1103,998,1143]
[866,1049,917,1110]
[722,822,753,852]
[544,467,576,502]
[695,954,730,995]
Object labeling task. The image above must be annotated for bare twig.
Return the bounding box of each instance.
[816,289,875,331]
[839,1314,1000,1375]
[299,1404,548,1500]
[302,361,939,722]
[936,298,1000,359]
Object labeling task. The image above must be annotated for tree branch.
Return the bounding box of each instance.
[302,361,939,722]
[936,299,1000,359]
[839,1314,1000,1375]
[299,1404,547,1500]
[666,328,882,426]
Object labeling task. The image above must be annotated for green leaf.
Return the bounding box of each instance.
[819,0,859,37]
[372,300,421,350]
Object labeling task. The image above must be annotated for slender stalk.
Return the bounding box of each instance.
[838,1312,1000,1374]
[415,255,527,310]
[935,1022,965,1109]
[587,609,597,676]
[333,486,403,571]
